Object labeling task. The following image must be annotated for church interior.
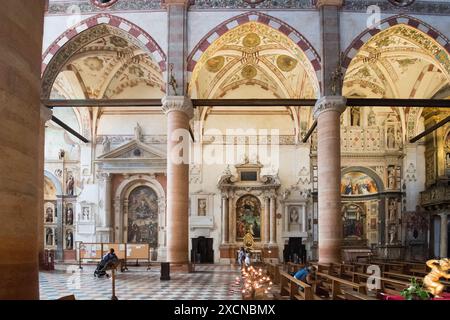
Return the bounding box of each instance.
[1,0,450,301]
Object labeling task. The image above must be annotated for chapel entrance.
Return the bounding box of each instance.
[191,237,214,264]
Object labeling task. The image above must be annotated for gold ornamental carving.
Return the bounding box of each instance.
[424,259,450,297]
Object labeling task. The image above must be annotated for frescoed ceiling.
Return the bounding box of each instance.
[51,32,165,101]
[190,22,318,101]
[344,24,449,99]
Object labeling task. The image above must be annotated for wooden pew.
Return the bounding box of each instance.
[352,271,409,296]
[266,263,281,285]
[285,262,304,274]
[383,271,450,291]
[343,290,377,300]
[279,271,314,300]
[314,271,367,300]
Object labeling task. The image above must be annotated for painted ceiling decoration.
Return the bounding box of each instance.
[50,26,165,101]
[344,24,449,100]
[189,21,319,100]
[388,0,416,7]
[344,23,450,142]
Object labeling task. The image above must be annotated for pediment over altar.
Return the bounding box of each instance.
[217,160,281,191]
[95,139,166,173]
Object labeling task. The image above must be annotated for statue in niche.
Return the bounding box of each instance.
[350,107,361,126]
[45,207,54,223]
[446,153,450,169]
[198,199,207,216]
[386,127,396,149]
[66,174,75,196]
[388,199,397,221]
[46,228,54,246]
[134,123,143,142]
[102,136,111,154]
[66,231,73,250]
[66,206,74,225]
[58,149,65,160]
[368,109,376,126]
[389,224,398,244]
[82,207,90,221]
[388,167,396,189]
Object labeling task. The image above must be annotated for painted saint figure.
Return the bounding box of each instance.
[45,207,54,223]
[66,231,73,250]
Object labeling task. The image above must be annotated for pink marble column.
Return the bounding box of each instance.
[0,0,45,299]
[264,196,270,244]
[269,197,276,245]
[314,96,346,264]
[221,194,229,244]
[162,96,193,264]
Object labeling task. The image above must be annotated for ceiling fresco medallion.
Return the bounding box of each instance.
[243,33,261,48]
[91,0,119,8]
[388,0,416,7]
[276,55,298,72]
[205,56,225,73]
[243,0,266,4]
[241,65,258,79]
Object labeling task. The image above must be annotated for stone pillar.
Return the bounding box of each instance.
[317,0,343,96]
[38,106,53,269]
[103,173,112,240]
[440,213,448,258]
[0,0,45,300]
[166,0,189,95]
[314,96,346,264]
[221,194,229,244]
[162,96,194,264]
[269,197,276,244]
[264,196,270,244]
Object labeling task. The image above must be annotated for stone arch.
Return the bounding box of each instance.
[113,174,166,260]
[342,15,450,141]
[41,13,167,99]
[44,170,63,196]
[187,11,321,86]
[342,14,450,72]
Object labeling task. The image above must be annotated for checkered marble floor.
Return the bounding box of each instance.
[39,264,243,300]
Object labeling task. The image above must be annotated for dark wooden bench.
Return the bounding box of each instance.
[279,270,314,300]
[314,271,367,300]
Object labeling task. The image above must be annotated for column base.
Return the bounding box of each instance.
[169,262,194,273]
[220,244,237,261]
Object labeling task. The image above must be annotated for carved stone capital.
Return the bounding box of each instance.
[40,105,53,123]
[315,0,344,8]
[313,96,347,120]
[162,96,194,119]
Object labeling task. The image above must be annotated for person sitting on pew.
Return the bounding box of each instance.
[94,248,119,278]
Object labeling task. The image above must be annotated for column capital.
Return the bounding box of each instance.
[40,105,53,122]
[163,0,191,8]
[313,96,346,120]
[315,0,344,8]
[162,96,194,119]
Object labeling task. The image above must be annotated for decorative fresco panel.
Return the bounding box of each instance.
[127,186,159,248]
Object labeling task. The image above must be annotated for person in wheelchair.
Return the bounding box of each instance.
[94,248,119,278]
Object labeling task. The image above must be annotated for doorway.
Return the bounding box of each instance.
[191,237,214,264]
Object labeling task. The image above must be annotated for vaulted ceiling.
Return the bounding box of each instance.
[51,27,165,101]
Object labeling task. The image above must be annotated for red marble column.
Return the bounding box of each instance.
[314,96,346,264]
[0,0,46,299]
[162,96,194,265]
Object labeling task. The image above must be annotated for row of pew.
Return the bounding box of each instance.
[266,259,449,300]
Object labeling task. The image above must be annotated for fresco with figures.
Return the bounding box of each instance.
[341,172,378,196]
[127,186,159,248]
